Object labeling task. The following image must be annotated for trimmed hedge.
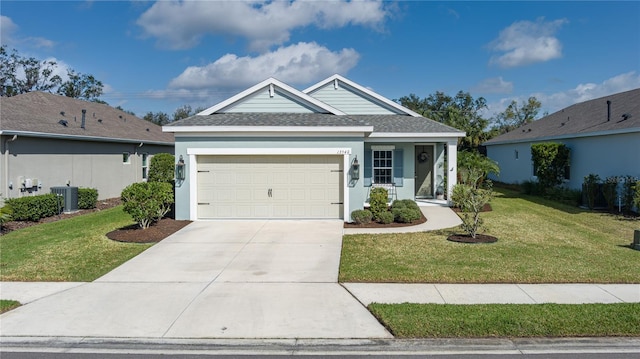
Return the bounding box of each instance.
[391,199,421,223]
[377,211,395,224]
[78,188,98,209]
[351,209,373,224]
[148,153,175,183]
[6,194,62,221]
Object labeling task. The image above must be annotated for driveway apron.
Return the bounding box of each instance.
[0,220,391,339]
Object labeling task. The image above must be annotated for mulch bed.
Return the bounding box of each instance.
[106,218,192,243]
[344,211,427,228]
[447,233,498,243]
[1,197,123,235]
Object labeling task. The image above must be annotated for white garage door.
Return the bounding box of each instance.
[197,155,343,219]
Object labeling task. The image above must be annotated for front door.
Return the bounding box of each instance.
[415,145,434,198]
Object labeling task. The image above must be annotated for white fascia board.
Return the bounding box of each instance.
[187,148,352,155]
[483,127,640,146]
[304,74,423,117]
[197,77,345,115]
[368,132,466,138]
[164,125,374,133]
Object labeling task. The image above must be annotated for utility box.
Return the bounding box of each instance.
[51,186,79,213]
[633,230,640,251]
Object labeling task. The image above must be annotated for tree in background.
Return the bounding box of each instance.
[143,111,171,126]
[531,143,570,192]
[493,97,542,134]
[397,91,490,151]
[143,104,205,125]
[1,46,104,101]
[57,69,103,101]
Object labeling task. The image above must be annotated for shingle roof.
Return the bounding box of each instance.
[484,88,640,145]
[0,92,174,144]
[165,113,464,134]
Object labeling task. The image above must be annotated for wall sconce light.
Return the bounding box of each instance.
[351,156,360,180]
[175,155,185,181]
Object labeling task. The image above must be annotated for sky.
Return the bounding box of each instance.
[1,0,639,121]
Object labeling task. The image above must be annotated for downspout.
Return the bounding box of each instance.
[4,135,18,199]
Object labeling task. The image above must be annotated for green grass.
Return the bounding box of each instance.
[0,206,152,282]
[340,188,640,283]
[369,303,640,338]
[0,299,21,314]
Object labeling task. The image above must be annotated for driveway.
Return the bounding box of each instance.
[0,220,391,339]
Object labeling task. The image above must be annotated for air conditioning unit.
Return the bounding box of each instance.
[50,186,79,213]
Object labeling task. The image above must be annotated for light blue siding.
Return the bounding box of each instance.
[308,83,400,115]
[486,132,640,190]
[224,88,317,113]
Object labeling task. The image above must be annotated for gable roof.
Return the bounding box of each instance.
[197,77,345,115]
[485,88,640,145]
[303,74,423,117]
[0,92,174,145]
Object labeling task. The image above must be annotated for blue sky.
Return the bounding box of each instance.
[2,1,639,120]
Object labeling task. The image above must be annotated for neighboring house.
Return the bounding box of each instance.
[484,88,640,189]
[1,92,174,204]
[163,74,465,222]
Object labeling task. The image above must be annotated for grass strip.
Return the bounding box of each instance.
[0,206,152,282]
[369,303,640,338]
[0,300,21,314]
[340,188,640,283]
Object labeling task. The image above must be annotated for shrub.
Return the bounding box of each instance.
[148,153,175,183]
[602,176,619,212]
[582,174,601,210]
[634,180,640,212]
[121,182,174,229]
[451,182,493,238]
[531,143,570,191]
[77,188,98,209]
[521,180,542,196]
[0,205,13,228]
[457,151,500,188]
[6,194,62,221]
[377,210,395,224]
[622,176,638,214]
[393,207,421,223]
[369,187,389,221]
[351,209,373,224]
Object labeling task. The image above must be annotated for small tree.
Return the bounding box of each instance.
[369,187,389,222]
[583,174,601,210]
[121,182,174,229]
[451,182,493,238]
[457,151,500,188]
[148,153,175,183]
[531,143,570,191]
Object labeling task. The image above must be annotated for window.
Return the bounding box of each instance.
[123,152,130,164]
[142,153,149,179]
[373,150,393,184]
[515,150,519,160]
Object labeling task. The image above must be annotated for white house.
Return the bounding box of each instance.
[484,88,640,189]
[163,74,465,222]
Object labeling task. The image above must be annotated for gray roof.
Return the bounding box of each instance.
[485,88,640,145]
[166,113,464,134]
[0,92,174,144]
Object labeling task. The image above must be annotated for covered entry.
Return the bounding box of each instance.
[196,154,344,219]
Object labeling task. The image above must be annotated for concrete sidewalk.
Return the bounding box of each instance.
[343,204,462,234]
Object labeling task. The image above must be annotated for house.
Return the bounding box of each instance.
[0,92,174,204]
[484,88,640,189]
[163,74,465,222]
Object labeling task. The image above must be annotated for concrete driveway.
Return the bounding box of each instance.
[0,220,391,339]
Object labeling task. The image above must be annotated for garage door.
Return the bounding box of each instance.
[197,155,343,219]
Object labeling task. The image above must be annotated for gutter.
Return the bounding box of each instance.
[3,134,18,199]
[0,130,173,146]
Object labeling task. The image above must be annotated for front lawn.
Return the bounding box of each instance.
[0,206,152,282]
[340,188,640,283]
[369,303,640,338]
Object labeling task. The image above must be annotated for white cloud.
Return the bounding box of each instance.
[168,42,360,90]
[488,17,567,68]
[487,72,640,118]
[1,15,18,45]
[137,0,390,51]
[472,77,513,94]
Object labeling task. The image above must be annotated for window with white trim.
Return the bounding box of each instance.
[373,150,393,184]
[141,153,149,179]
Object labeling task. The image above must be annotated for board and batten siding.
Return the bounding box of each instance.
[308,83,399,115]
[223,88,317,113]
